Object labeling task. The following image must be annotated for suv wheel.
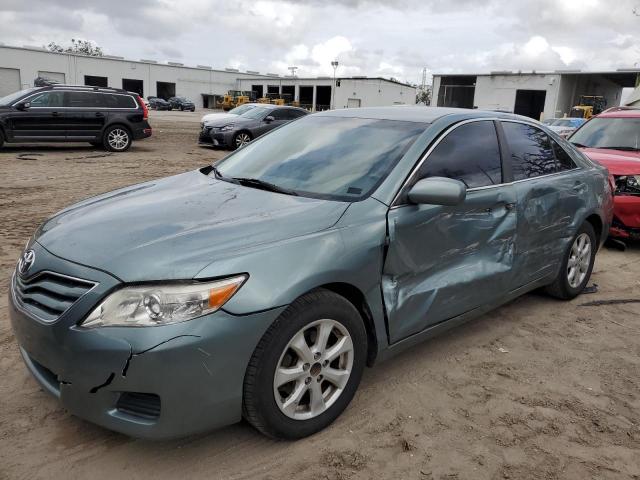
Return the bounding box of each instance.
[0,129,4,148]
[545,221,597,300]
[103,126,132,152]
[243,290,367,439]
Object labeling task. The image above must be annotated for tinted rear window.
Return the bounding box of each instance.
[502,122,556,180]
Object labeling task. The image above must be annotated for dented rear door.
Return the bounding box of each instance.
[383,185,517,344]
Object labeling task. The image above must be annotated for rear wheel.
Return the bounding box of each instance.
[232,131,252,150]
[0,129,4,148]
[545,222,596,299]
[103,125,132,152]
[243,290,367,439]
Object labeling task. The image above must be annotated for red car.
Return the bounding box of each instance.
[569,107,640,240]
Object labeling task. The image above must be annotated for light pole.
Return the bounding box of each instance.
[331,60,339,109]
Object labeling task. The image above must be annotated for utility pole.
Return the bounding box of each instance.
[288,66,298,77]
[331,60,339,109]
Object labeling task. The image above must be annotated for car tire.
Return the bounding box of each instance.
[0,129,4,148]
[545,221,597,300]
[103,125,132,152]
[231,131,252,150]
[180,106,184,111]
[243,289,367,440]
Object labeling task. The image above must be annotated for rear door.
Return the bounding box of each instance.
[65,91,108,141]
[383,119,518,343]
[6,90,66,140]
[500,121,584,287]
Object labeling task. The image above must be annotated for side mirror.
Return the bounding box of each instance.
[16,102,30,110]
[407,177,467,206]
[264,115,275,123]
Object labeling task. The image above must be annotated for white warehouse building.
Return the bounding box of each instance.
[0,44,416,111]
[432,70,640,120]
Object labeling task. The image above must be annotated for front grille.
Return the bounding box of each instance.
[117,392,161,420]
[13,271,96,322]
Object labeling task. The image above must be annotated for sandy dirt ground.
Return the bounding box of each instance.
[1,110,639,480]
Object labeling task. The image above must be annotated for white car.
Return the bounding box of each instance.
[548,118,586,138]
[200,103,259,124]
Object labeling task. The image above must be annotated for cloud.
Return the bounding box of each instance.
[0,0,639,83]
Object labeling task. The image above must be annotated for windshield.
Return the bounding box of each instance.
[570,117,640,150]
[229,104,257,115]
[240,107,271,119]
[0,88,39,106]
[215,115,428,201]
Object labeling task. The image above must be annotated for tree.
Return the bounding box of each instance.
[46,39,103,56]
[416,85,432,105]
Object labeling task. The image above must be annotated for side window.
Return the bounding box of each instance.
[416,120,502,188]
[100,94,136,108]
[270,109,288,120]
[551,139,577,171]
[29,92,65,107]
[502,122,556,180]
[67,92,101,108]
[290,109,307,119]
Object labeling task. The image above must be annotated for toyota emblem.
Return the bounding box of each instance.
[18,249,35,275]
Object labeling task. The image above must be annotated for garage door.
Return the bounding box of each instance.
[38,71,66,84]
[347,98,361,108]
[0,68,21,97]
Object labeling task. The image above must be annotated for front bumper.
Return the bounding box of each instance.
[610,195,640,240]
[9,243,284,439]
[198,128,232,148]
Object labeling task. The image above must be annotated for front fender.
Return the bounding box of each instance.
[195,197,390,346]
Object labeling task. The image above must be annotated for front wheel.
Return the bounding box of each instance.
[545,222,597,299]
[103,126,132,152]
[231,131,252,150]
[243,290,367,439]
[0,129,4,148]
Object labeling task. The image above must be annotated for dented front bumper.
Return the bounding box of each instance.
[9,244,284,439]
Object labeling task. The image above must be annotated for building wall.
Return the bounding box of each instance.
[237,77,416,110]
[0,45,272,107]
[555,74,624,116]
[473,74,560,120]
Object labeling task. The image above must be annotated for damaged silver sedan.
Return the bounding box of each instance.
[9,107,613,440]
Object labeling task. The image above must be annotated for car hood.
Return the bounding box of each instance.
[204,116,255,128]
[201,112,237,123]
[35,169,349,282]
[580,147,640,175]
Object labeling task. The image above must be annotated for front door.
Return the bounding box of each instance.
[382,120,518,343]
[7,90,66,140]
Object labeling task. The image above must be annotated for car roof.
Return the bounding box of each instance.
[315,106,534,123]
[596,107,640,118]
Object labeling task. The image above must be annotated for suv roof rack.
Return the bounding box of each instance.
[48,84,129,93]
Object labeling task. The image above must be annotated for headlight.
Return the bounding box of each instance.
[80,275,247,328]
[219,124,235,132]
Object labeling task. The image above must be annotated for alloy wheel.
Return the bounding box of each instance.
[107,128,129,151]
[273,319,354,420]
[567,232,591,288]
[235,133,251,147]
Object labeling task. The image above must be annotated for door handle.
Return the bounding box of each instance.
[504,202,516,211]
[52,111,61,116]
[95,112,105,118]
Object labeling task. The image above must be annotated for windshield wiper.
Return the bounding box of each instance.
[600,146,640,152]
[570,141,588,148]
[232,177,298,196]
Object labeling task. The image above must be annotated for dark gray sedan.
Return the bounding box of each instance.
[199,104,308,149]
[10,107,613,440]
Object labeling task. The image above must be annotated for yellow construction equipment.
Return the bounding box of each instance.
[220,90,254,111]
[569,95,606,119]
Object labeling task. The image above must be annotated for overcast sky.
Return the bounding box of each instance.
[1,0,639,84]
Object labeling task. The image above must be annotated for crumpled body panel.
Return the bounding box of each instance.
[382,186,517,343]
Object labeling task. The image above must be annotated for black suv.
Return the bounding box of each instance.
[168,97,195,111]
[0,85,152,152]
